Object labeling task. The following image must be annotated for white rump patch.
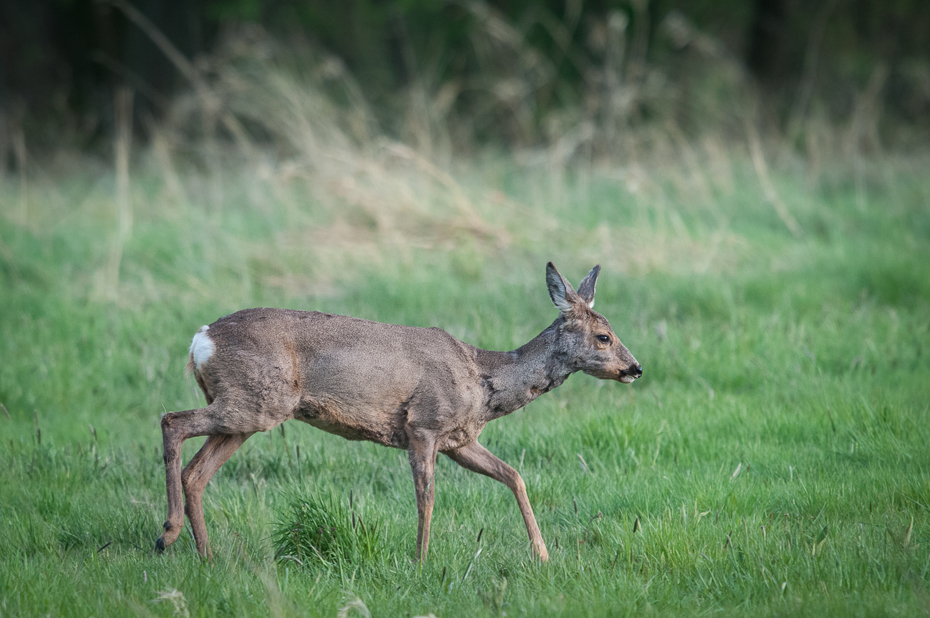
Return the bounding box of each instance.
[189,325,215,370]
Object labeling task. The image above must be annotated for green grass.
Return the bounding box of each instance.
[1,144,929,617]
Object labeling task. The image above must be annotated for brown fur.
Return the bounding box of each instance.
[155,262,642,561]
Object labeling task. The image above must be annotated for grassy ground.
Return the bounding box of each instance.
[1,138,929,617]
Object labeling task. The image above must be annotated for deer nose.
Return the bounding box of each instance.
[624,364,643,379]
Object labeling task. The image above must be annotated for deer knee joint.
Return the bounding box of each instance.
[181,466,203,492]
[161,415,180,443]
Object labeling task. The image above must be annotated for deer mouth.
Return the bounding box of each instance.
[618,364,643,383]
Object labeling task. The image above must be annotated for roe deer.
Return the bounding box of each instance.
[155,262,642,561]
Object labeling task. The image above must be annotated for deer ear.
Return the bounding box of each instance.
[546,262,578,315]
[576,265,600,309]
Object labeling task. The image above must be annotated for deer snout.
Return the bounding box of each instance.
[619,364,643,383]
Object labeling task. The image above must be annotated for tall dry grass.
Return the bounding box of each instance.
[2,4,923,306]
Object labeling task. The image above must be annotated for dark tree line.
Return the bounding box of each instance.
[1,0,928,147]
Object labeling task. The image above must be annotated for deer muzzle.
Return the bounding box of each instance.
[618,364,643,383]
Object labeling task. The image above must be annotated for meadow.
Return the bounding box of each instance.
[2,53,930,615]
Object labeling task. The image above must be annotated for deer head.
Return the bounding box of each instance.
[546,262,642,383]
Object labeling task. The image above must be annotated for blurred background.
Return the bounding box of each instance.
[2,0,928,301]
[2,0,929,154]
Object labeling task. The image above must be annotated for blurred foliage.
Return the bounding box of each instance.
[1,0,929,151]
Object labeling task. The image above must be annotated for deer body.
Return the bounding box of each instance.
[156,263,642,562]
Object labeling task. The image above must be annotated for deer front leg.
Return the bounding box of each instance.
[407,430,439,561]
[181,432,252,559]
[446,441,549,562]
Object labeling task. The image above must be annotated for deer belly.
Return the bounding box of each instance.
[295,393,409,448]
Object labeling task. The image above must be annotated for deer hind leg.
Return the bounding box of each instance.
[407,430,439,561]
[446,441,549,562]
[157,395,295,554]
[155,401,249,553]
[157,408,201,551]
[181,432,252,559]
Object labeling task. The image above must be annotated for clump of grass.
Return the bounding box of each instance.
[272,491,382,568]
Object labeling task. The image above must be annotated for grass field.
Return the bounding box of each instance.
[1,130,929,617]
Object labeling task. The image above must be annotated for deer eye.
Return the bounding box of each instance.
[596,334,610,344]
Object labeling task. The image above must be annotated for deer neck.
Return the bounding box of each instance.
[477,318,574,420]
